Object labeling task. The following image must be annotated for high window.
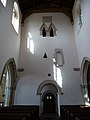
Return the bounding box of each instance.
[12,2,19,33]
[0,0,7,7]
[78,5,83,30]
[75,0,83,33]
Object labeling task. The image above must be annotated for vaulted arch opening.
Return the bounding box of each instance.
[0,58,17,106]
[81,57,90,105]
[37,80,63,117]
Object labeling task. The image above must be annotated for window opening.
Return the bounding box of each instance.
[12,2,19,33]
[78,6,83,29]
[75,0,83,33]
[0,0,7,7]
[42,27,46,37]
[40,16,57,37]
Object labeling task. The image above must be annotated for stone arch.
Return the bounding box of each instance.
[37,80,63,117]
[81,57,90,105]
[0,58,17,106]
[37,80,63,95]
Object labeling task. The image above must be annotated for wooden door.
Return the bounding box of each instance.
[43,92,56,114]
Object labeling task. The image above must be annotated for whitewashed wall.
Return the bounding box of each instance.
[73,0,90,64]
[0,0,21,75]
[15,13,83,105]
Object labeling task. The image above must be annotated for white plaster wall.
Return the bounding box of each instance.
[73,0,90,65]
[14,75,41,105]
[15,13,83,105]
[0,0,21,75]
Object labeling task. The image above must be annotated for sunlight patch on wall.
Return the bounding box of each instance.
[30,39,34,54]
[53,64,63,88]
[27,37,30,49]
[27,32,34,54]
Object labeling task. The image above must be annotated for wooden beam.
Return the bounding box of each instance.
[22,7,73,23]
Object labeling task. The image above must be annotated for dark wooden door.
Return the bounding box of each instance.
[43,93,56,114]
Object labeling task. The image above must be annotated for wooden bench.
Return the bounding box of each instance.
[0,105,39,120]
[60,105,90,120]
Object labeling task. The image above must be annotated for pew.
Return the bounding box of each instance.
[0,105,39,120]
[0,116,26,120]
[0,112,31,120]
[60,105,90,120]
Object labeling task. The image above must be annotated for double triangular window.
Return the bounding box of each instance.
[40,17,57,37]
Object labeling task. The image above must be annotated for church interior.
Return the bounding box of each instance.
[0,0,90,120]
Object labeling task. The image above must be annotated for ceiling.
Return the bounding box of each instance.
[18,0,75,22]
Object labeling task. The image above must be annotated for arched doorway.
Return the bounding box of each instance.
[81,57,90,105]
[0,58,17,106]
[37,80,63,116]
[43,91,56,114]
